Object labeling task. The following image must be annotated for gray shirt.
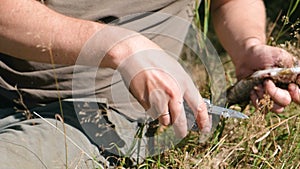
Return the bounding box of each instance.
[0,0,196,111]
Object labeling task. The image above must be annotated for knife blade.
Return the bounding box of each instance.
[203,99,249,119]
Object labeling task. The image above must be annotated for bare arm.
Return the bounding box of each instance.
[212,0,267,47]
[0,0,211,136]
[0,0,157,69]
[0,0,101,64]
[211,0,299,113]
[211,0,267,77]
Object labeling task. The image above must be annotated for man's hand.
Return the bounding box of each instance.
[236,38,300,113]
[107,34,211,138]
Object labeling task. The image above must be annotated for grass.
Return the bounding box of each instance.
[132,84,299,169]
[25,1,298,168]
[116,1,300,168]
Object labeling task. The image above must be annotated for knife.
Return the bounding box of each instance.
[203,99,249,119]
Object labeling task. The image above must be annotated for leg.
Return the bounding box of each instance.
[0,111,106,169]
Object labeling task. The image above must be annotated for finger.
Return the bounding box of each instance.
[253,84,264,98]
[250,89,259,108]
[158,112,171,126]
[264,79,291,107]
[288,83,300,104]
[271,103,285,113]
[161,72,188,138]
[250,84,264,109]
[250,87,285,113]
[168,98,187,138]
[147,89,170,126]
[184,80,210,133]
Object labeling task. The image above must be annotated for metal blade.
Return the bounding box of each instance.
[207,105,249,119]
[203,99,249,119]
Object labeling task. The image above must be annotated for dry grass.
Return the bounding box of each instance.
[123,2,300,168]
[10,2,298,169]
[134,54,300,169]
[133,50,297,169]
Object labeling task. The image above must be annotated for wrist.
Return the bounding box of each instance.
[244,37,265,49]
[94,26,140,69]
[235,37,265,64]
[233,37,266,79]
[103,28,160,69]
[106,34,148,69]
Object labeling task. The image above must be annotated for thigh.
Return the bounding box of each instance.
[0,116,105,169]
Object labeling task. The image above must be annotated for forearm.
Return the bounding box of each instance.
[0,0,102,64]
[211,0,266,66]
[0,0,149,69]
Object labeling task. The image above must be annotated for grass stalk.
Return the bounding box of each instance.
[274,0,300,42]
[48,45,68,168]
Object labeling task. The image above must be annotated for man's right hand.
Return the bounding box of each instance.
[102,29,212,138]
